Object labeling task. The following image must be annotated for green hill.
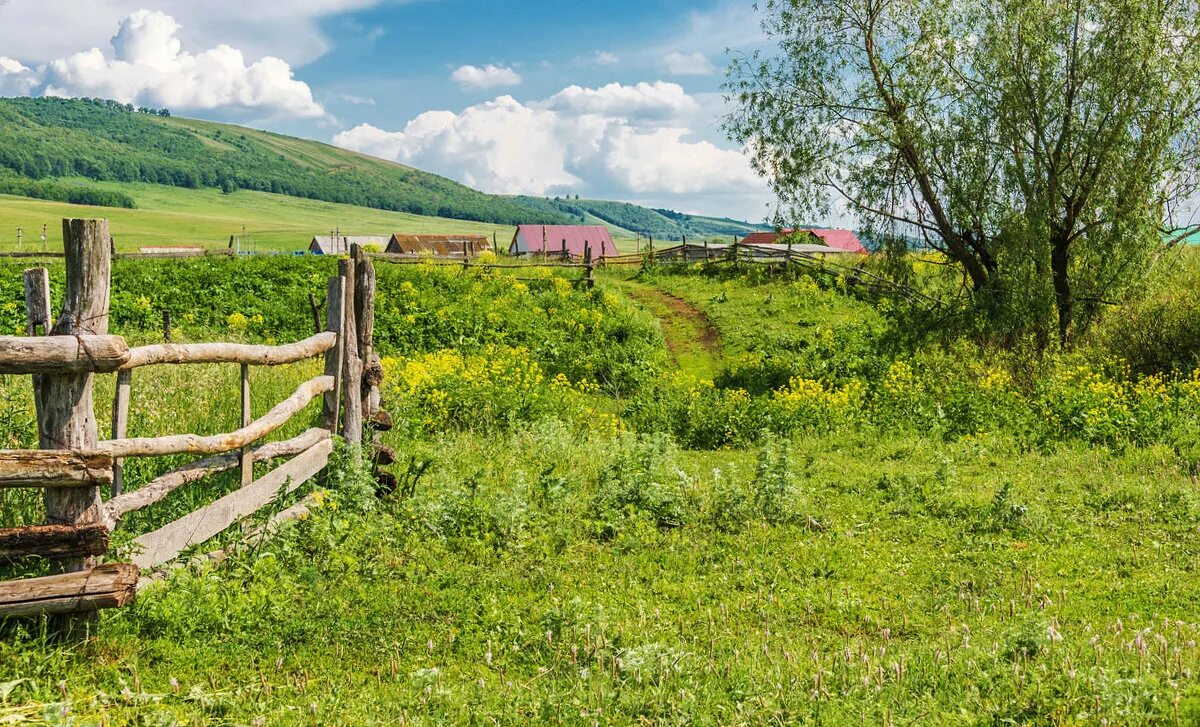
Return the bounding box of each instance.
[0,96,769,239]
[0,97,570,225]
[511,196,770,241]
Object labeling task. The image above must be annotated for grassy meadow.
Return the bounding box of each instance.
[0,185,518,253]
[2,254,1200,723]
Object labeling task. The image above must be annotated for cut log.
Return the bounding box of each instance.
[104,428,330,519]
[368,409,393,432]
[131,438,333,569]
[99,375,333,458]
[372,443,396,466]
[0,563,138,618]
[0,450,114,488]
[122,332,335,370]
[0,524,109,563]
[0,335,129,374]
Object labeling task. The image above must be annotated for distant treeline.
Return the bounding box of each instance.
[0,170,135,208]
[0,97,570,225]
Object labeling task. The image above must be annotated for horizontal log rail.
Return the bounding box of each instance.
[122,332,336,370]
[105,428,331,519]
[132,437,334,569]
[0,450,114,489]
[0,563,139,618]
[98,375,334,458]
[0,335,130,374]
[0,524,109,563]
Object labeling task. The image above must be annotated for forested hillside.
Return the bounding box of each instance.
[0,97,771,237]
[510,196,770,240]
[0,97,568,225]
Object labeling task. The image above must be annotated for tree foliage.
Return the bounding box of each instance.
[727,0,1200,345]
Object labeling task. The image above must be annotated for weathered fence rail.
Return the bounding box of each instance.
[0,219,385,628]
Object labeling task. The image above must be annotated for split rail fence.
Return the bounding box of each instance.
[0,219,383,625]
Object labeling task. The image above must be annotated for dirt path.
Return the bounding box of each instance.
[618,281,721,380]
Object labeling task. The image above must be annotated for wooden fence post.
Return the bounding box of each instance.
[239,364,252,486]
[35,219,111,632]
[322,276,345,433]
[162,310,172,343]
[340,258,363,447]
[23,268,51,335]
[355,255,378,419]
[584,242,594,289]
[111,369,131,496]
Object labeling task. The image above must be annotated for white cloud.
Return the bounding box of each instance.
[332,81,767,216]
[0,1,388,67]
[450,64,522,90]
[594,52,620,66]
[546,81,699,122]
[660,51,717,76]
[0,57,38,95]
[35,10,325,119]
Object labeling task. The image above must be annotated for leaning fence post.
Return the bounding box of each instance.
[340,259,363,447]
[34,219,112,633]
[322,276,345,433]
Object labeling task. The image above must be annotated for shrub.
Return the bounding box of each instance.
[592,433,690,538]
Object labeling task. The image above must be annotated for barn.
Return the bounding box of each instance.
[386,234,492,255]
[510,225,618,258]
[740,229,867,254]
[308,236,389,255]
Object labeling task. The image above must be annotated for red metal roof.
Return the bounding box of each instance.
[738,229,867,254]
[511,225,617,258]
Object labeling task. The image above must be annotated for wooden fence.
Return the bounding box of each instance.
[370,241,936,310]
[0,220,383,626]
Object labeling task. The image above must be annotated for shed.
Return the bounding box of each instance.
[386,234,492,255]
[510,225,617,258]
[739,229,867,254]
[308,236,389,255]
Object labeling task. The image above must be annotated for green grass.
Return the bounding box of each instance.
[4,260,1200,723]
[0,184,518,253]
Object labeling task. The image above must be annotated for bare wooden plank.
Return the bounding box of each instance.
[104,428,330,519]
[23,268,52,335]
[99,375,334,458]
[131,438,333,569]
[0,563,138,618]
[122,332,335,370]
[355,257,378,419]
[0,524,109,562]
[0,450,114,489]
[0,335,129,374]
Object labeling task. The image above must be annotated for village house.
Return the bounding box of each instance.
[308,235,389,255]
[385,234,492,255]
[509,225,617,258]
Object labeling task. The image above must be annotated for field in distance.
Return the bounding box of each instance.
[0,182,523,253]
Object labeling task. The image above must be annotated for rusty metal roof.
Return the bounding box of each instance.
[386,234,492,255]
[739,229,866,253]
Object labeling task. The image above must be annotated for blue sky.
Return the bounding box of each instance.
[0,0,777,220]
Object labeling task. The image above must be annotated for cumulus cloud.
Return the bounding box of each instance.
[35,10,325,119]
[660,51,717,76]
[332,81,764,210]
[450,64,522,90]
[0,57,38,95]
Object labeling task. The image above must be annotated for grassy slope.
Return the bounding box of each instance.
[4,265,1200,722]
[0,184,518,252]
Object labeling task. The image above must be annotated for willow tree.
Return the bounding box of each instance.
[727,0,1200,344]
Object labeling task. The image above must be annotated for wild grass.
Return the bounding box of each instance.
[4,258,1200,723]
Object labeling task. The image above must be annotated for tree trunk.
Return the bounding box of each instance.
[1050,233,1072,346]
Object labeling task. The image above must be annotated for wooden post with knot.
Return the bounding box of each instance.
[33,219,112,636]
